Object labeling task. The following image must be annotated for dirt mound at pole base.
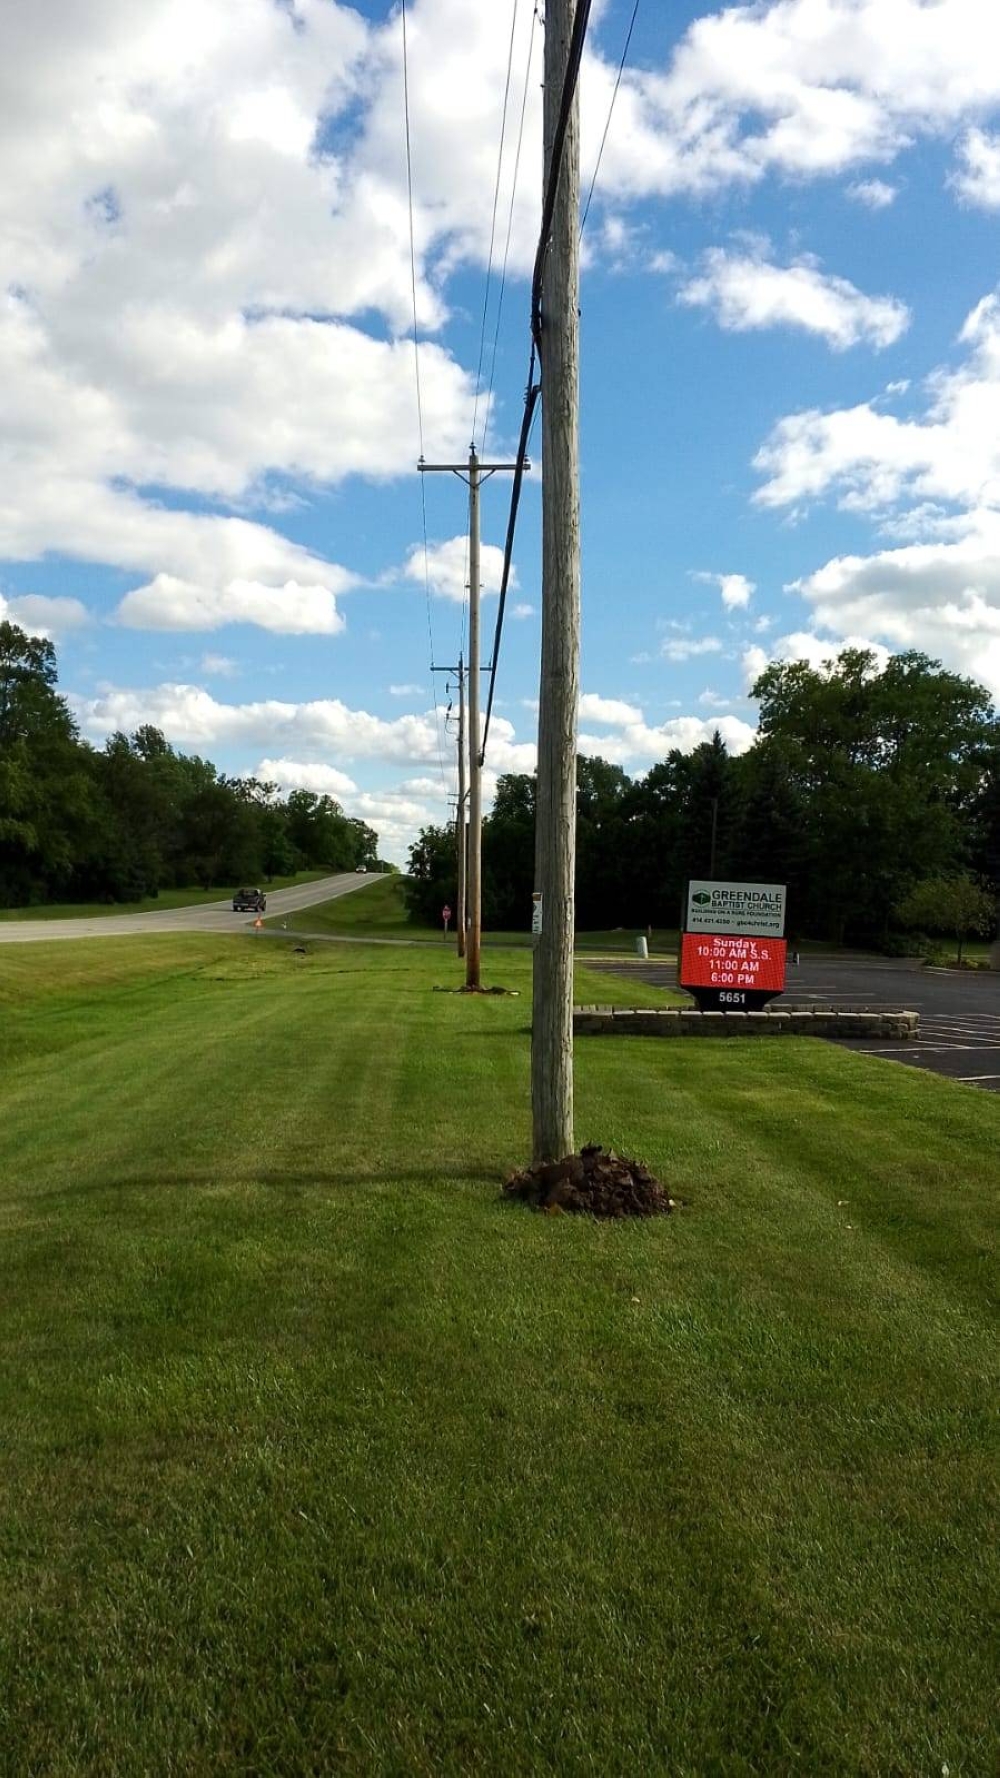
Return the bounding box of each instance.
[504,1144,672,1218]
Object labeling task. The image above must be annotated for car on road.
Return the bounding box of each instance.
[232,887,267,912]
[355,865,368,873]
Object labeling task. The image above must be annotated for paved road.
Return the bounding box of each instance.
[592,953,1000,1093]
[0,873,377,945]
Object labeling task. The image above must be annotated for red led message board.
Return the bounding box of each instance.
[680,933,787,997]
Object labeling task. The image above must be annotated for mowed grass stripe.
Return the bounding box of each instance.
[0,934,996,1774]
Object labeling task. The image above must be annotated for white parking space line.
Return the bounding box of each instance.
[867,1044,1000,1054]
[925,1025,1000,1038]
[956,1074,1000,1082]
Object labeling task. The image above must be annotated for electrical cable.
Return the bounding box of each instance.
[481,0,594,764]
[401,0,450,798]
[530,0,593,356]
[481,1,539,457]
[481,351,539,755]
[471,0,521,451]
[580,0,641,238]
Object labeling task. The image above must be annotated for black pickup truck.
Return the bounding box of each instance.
[232,888,267,912]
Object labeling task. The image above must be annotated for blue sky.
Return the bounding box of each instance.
[3,0,1000,859]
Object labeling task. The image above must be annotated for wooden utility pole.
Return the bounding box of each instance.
[467,452,483,987]
[420,448,520,989]
[456,654,467,958]
[433,652,469,955]
[531,0,581,1161]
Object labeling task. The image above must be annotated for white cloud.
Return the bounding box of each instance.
[742,630,889,691]
[750,289,1000,695]
[0,0,487,623]
[578,693,644,727]
[200,652,238,676]
[772,628,890,674]
[591,0,1000,204]
[790,529,1000,696]
[847,178,897,208]
[4,0,997,668]
[511,602,536,620]
[69,672,758,842]
[950,128,1000,209]
[74,683,444,763]
[256,759,449,863]
[694,570,755,610]
[256,758,357,797]
[398,776,443,797]
[741,645,770,689]
[0,591,89,636]
[579,714,756,764]
[754,290,1000,514]
[402,535,513,604]
[389,682,424,698]
[118,574,346,634]
[661,635,723,662]
[0,468,361,638]
[71,680,537,783]
[698,689,732,708]
[679,248,909,350]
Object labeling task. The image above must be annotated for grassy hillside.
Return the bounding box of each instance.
[0,934,996,1773]
[0,870,326,921]
[275,873,680,955]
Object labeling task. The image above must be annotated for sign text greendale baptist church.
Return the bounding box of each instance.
[680,880,789,1011]
[685,881,787,939]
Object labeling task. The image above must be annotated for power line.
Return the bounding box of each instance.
[481,2,539,458]
[471,4,538,673]
[481,0,594,763]
[401,0,450,797]
[531,0,594,355]
[481,353,539,751]
[471,0,521,451]
[581,0,641,238]
[401,0,424,455]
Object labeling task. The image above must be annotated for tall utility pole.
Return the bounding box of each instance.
[467,453,483,987]
[456,655,467,957]
[433,653,469,956]
[531,0,581,1161]
[420,446,520,989]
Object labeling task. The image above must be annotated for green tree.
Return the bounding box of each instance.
[404,824,455,926]
[483,773,535,928]
[0,622,98,904]
[727,737,812,939]
[285,790,357,871]
[896,874,996,964]
[575,756,630,928]
[752,648,994,943]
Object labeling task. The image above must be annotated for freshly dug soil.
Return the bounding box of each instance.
[432,985,519,995]
[504,1144,672,1218]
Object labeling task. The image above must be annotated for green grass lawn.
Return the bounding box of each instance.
[0,870,326,922]
[0,935,997,1774]
[278,872,680,955]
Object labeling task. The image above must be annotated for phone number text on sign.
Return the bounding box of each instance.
[680,933,787,993]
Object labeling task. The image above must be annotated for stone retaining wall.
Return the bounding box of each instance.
[574,1007,919,1040]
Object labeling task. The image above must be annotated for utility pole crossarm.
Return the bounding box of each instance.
[419,463,524,474]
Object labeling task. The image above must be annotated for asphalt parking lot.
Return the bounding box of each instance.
[592,953,1000,1093]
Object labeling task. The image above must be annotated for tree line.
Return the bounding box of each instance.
[407,649,1000,950]
[0,622,378,907]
